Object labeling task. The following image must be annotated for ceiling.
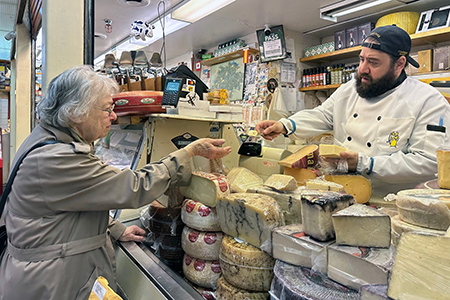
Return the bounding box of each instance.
[94,0,450,63]
[0,0,18,61]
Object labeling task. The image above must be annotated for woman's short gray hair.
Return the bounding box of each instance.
[37,65,119,127]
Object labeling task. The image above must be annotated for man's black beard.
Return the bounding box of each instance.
[356,67,397,99]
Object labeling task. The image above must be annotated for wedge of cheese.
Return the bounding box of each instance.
[306,177,346,193]
[301,191,355,241]
[278,144,319,169]
[396,195,450,230]
[284,167,318,186]
[263,174,297,191]
[319,144,347,158]
[391,215,445,247]
[216,193,283,251]
[324,175,372,204]
[180,171,230,207]
[332,204,391,248]
[226,167,263,193]
[388,232,450,299]
[215,276,269,300]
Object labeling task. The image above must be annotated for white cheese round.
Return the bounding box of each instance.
[181,199,221,231]
[183,254,221,289]
[181,226,223,260]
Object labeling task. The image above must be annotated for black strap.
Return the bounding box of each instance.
[0,140,64,218]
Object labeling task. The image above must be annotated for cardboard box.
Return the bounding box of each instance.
[358,22,375,44]
[418,49,433,73]
[434,46,450,71]
[334,30,346,51]
[346,27,359,48]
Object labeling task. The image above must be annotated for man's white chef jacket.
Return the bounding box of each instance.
[280,76,450,196]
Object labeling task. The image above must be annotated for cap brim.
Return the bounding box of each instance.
[407,55,419,68]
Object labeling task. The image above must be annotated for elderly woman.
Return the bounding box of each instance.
[0,65,231,299]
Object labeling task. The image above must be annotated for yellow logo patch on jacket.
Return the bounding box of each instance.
[387,131,399,148]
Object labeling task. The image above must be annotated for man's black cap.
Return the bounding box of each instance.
[361,24,419,68]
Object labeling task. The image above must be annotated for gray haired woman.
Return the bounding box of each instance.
[0,65,230,300]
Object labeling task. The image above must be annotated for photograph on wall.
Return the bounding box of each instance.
[210,58,245,101]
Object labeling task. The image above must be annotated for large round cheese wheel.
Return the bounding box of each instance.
[181,199,221,231]
[391,215,446,246]
[375,11,420,34]
[219,235,275,292]
[397,189,450,209]
[215,276,269,300]
[183,254,221,289]
[181,226,223,260]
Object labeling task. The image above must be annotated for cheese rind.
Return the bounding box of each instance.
[215,276,269,300]
[246,186,302,225]
[180,171,230,207]
[397,188,450,209]
[270,261,358,300]
[278,144,319,169]
[181,226,223,260]
[324,175,371,204]
[272,224,334,274]
[216,193,283,251]
[263,174,298,191]
[181,199,221,231]
[226,167,263,193]
[219,235,275,292]
[328,244,394,290]
[319,144,347,158]
[388,232,450,299]
[396,195,450,230]
[182,254,221,289]
[301,191,355,241]
[390,215,445,247]
[332,204,391,248]
[359,284,389,300]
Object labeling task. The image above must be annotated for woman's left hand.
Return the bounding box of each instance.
[118,225,146,242]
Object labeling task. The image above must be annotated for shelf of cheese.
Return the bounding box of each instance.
[200,48,259,66]
[300,27,450,64]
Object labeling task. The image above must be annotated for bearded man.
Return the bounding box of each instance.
[256,25,450,196]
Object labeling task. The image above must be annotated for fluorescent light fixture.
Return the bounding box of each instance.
[172,0,236,23]
[320,0,393,22]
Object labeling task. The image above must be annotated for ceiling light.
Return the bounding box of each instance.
[320,0,394,22]
[172,0,236,23]
[117,0,151,7]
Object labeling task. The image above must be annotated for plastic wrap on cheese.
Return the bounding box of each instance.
[306,176,346,193]
[270,261,358,300]
[272,224,333,274]
[388,232,450,299]
[396,195,450,230]
[247,186,303,225]
[278,144,319,169]
[359,284,389,299]
[216,193,283,252]
[216,276,269,300]
[327,244,394,290]
[180,171,230,207]
[390,215,446,247]
[226,167,263,193]
[219,235,275,292]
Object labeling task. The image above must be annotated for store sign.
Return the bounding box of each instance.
[256,25,288,63]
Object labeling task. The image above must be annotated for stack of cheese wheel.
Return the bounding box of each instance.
[215,192,284,299]
[148,201,185,270]
[180,171,231,291]
[391,189,450,246]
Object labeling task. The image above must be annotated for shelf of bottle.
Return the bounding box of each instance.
[299,84,341,92]
[201,48,259,66]
[300,46,362,63]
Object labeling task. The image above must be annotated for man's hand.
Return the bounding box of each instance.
[340,151,358,172]
[118,225,146,242]
[255,120,286,141]
[184,138,232,159]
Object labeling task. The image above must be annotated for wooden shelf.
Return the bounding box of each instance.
[300,46,362,63]
[299,84,341,92]
[201,48,259,66]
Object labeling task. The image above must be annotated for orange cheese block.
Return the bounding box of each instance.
[284,167,318,186]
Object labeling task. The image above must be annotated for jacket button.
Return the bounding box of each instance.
[353,113,358,118]
[367,142,372,147]
[377,116,381,121]
[347,136,352,141]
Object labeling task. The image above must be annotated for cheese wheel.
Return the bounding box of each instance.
[149,217,184,236]
[215,276,268,300]
[183,254,221,289]
[391,215,445,247]
[149,200,182,222]
[181,199,221,231]
[324,174,371,204]
[181,226,223,260]
[180,171,230,207]
[192,285,216,300]
[227,167,263,193]
[397,189,450,209]
[219,235,275,292]
[263,174,297,191]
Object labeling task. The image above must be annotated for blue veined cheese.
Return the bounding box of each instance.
[332,204,391,248]
[301,191,355,241]
[270,261,358,300]
[246,186,303,225]
[216,193,283,252]
[272,224,334,274]
[388,232,450,299]
[328,244,394,290]
[359,284,389,300]
[215,276,269,300]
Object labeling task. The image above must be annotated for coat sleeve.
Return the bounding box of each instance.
[108,217,126,241]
